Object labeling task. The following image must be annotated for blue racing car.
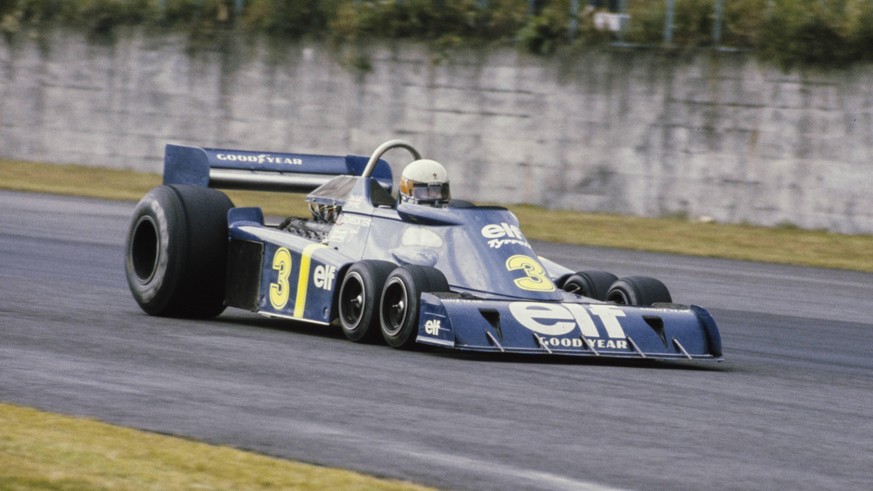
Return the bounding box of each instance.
[124,140,722,361]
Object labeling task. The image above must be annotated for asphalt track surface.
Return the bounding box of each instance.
[2,190,872,490]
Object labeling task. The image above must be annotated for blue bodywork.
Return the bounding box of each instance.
[164,143,722,361]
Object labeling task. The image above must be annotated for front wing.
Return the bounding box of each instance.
[415,293,723,360]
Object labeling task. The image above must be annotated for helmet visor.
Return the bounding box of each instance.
[411,182,450,203]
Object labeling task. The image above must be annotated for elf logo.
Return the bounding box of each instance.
[481,222,529,249]
[424,319,442,335]
[313,265,336,290]
[508,302,627,339]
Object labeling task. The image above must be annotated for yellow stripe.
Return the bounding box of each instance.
[293,243,327,318]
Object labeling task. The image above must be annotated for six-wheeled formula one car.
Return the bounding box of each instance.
[125,140,722,361]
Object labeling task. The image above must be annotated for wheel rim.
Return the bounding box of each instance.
[340,273,365,328]
[381,278,408,337]
[608,290,631,305]
[563,280,583,294]
[130,215,159,283]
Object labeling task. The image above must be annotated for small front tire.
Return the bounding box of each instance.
[561,270,618,301]
[380,265,448,349]
[606,276,672,306]
[338,260,395,342]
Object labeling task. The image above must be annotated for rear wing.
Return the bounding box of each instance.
[162,144,393,193]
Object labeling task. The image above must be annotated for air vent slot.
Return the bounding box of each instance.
[643,315,668,347]
[479,309,503,341]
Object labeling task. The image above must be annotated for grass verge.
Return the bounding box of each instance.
[0,403,432,491]
[2,159,872,272]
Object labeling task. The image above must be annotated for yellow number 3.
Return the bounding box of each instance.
[270,248,293,309]
[506,254,555,292]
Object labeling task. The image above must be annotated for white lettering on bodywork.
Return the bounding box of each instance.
[217,153,303,165]
[509,302,627,339]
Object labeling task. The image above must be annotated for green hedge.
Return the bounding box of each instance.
[2,0,873,67]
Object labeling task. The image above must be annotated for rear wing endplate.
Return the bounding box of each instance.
[162,144,393,193]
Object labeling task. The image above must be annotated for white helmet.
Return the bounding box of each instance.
[399,159,451,206]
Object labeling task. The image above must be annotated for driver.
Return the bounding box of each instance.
[399,159,451,207]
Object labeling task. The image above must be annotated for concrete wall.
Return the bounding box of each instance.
[3,28,873,234]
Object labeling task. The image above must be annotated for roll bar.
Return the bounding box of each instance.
[362,139,421,178]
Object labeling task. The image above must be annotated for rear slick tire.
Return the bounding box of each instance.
[125,185,233,318]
